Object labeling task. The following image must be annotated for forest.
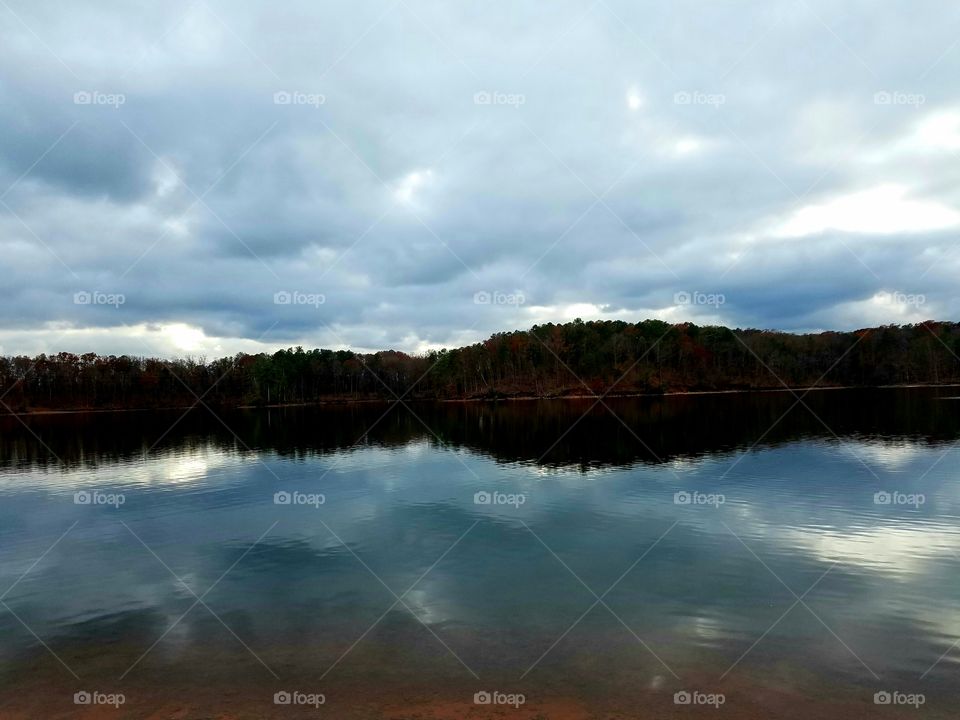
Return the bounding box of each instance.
[1,319,958,412]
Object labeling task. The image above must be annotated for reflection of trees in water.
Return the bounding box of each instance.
[1,388,958,472]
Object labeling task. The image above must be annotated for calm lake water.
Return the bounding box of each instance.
[1,388,959,718]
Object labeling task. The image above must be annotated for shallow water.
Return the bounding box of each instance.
[1,388,958,718]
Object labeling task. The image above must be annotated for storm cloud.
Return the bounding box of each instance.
[1,0,959,357]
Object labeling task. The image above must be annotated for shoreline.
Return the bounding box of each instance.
[1,634,953,720]
[3,383,960,417]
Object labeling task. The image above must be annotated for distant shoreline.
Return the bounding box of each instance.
[438,383,960,403]
[3,383,960,417]
[5,320,959,415]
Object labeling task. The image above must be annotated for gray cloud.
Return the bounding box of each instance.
[1,0,958,357]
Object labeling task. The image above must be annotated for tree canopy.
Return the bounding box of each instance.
[2,320,958,412]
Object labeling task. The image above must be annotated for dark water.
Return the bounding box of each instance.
[1,388,959,718]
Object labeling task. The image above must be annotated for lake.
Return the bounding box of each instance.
[1,388,958,718]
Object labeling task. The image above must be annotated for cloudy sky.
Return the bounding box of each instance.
[1,0,959,358]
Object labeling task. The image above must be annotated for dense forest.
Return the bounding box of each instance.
[1,319,959,412]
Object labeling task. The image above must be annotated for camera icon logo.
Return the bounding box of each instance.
[673,291,692,305]
[874,91,892,105]
[73,91,92,105]
[874,491,892,505]
[674,690,691,705]
[74,691,92,704]
[474,491,492,505]
[674,491,691,505]
[874,691,892,705]
[473,291,491,305]
[274,491,292,505]
[74,291,92,305]
[474,691,492,704]
[473,91,491,105]
[674,91,692,105]
[273,91,292,105]
[273,290,292,305]
[74,491,91,505]
[274,690,291,704]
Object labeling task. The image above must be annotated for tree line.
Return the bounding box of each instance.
[1,319,958,412]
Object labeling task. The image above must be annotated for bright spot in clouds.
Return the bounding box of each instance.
[775,184,960,237]
[162,323,207,352]
[674,137,703,155]
[913,111,960,152]
[394,169,433,206]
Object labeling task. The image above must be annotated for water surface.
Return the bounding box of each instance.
[1,388,958,718]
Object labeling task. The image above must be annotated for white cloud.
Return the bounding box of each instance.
[774,184,960,237]
[393,169,434,207]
